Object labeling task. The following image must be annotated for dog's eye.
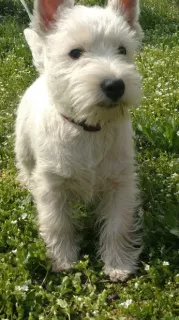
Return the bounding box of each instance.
[118,46,127,55]
[69,49,83,59]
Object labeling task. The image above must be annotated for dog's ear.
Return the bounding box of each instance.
[108,0,139,25]
[108,0,143,40]
[25,0,75,73]
[32,0,74,32]
[24,28,44,73]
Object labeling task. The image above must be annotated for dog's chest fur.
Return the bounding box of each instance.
[43,114,133,202]
[42,115,118,197]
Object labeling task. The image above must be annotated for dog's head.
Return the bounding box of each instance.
[25,0,143,125]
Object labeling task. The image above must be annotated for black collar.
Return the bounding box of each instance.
[62,114,101,132]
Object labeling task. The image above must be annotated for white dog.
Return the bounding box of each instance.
[15,0,143,282]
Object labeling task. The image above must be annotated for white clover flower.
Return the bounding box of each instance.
[163,261,169,266]
[134,282,139,289]
[120,299,133,308]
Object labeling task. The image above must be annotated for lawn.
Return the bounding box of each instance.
[0,0,179,319]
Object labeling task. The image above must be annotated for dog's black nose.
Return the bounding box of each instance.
[101,79,125,101]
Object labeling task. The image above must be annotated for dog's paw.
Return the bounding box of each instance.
[104,267,132,282]
[52,260,75,273]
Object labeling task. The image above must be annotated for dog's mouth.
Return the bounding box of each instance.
[98,101,118,109]
[97,100,126,109]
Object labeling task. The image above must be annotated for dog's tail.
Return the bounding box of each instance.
[19,0,33,21]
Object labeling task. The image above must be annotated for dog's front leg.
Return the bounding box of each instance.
[98,178,141,282]
[33,175,78,271]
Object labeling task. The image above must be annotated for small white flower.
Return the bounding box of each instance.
[134,282,139,289]
[156,90,162,95]
[15,286,21,291]
[15,285,29,292]
[163,261,169,266]
[19,242,24,247]
[171,173,178,179]
[176,131,179,137]
[22,213,27,219]
[11,220,17,224]
[12,249,17,254]
[22,285,29,292]
[144,264,150,271]
[120,299,133,308]
[92,310,98,315]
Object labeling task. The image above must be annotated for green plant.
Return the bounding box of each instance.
[0,0,179,318]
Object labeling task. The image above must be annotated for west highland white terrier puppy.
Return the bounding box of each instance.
[15,0,143,282]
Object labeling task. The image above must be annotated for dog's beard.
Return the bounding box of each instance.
[70,99,129,126]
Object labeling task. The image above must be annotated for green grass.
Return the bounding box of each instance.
[0,0,179,319]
